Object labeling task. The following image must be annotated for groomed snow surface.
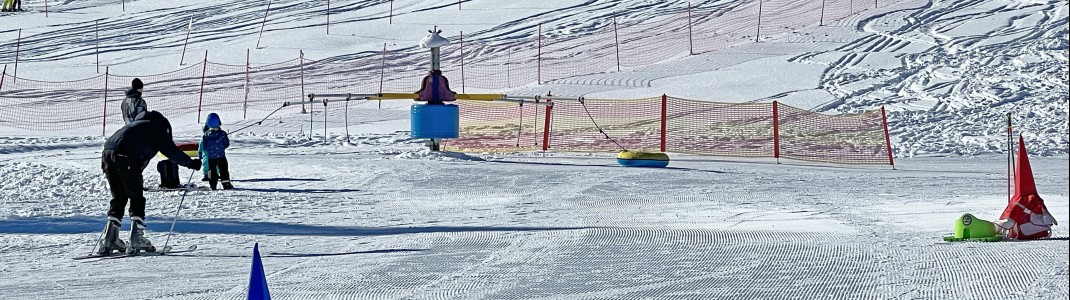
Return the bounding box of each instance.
[2,0,1068,299]
[1,132,1068,299]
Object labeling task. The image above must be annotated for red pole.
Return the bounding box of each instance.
[0,66,6,92]
[14,29,20,83]
[687,2,694,55]
[102,67,109,136]
[180,16,193,66]
[197,51,208,121]
[256,0,272,49]
[881,106,895,169]
[820,0,827,26]
[537,23,542,85]
[773,101,780,163]
[660,94,668,152]
[755,0,763,43]
[542,99,553,152]
[460,31,466,93]
[95,20,101,73]
[244,48,250,119]
[389,0,393,24]
[378,43,386,109]
[613,16,620,72]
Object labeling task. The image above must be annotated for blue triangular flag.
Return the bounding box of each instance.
[248,242,271,300]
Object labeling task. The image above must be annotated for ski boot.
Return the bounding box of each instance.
[126,216,156,254]
[221,180,234,190]
[95,217,127,256]
[426,139,441,151]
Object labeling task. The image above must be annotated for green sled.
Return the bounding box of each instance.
[943,213,1003,242]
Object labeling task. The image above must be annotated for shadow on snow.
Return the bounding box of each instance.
[0,216,592,236]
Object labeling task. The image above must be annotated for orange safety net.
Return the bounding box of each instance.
[777,104,889,165]
[545,98,663,153]
[448,96,892,165]
[666,97,775,157]
[0,75,105,132]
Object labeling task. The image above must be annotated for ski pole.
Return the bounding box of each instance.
[161,170,197,253]
[88,176,112,256]
[87,220,109,257]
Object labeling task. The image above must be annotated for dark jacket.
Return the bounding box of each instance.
[121,88,148,124]
[104,111,195,169]
[416,74,456,103]
[200,128,230,159]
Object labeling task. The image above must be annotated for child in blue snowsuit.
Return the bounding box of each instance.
[199,113,233,190]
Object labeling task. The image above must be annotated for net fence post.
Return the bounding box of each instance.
[299,50,307,114]
[687,2,694,55]
[881,105,895,170]
[773,101,780,164]
[102,67,109,136]
[755,0,764,43]
[460,31,466,93]
[537,23,542,85]
[244,48,251,119]
[820,0,827,26]
[197,51,208,121]
[542,97,553,152]
[613,16,620,72]
[14,29,20,83]
[660,94,667,152]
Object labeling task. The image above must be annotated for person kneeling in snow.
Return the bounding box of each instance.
[98,111,201,255]
[200,113,233,190]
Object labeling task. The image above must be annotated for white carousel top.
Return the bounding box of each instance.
[419,29,451,49]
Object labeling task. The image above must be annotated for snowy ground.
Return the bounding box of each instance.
[2,0,1069,299]
[0,132,1067,299]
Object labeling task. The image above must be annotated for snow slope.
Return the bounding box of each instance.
[0,132,1067,299]
[1,0,1068,299]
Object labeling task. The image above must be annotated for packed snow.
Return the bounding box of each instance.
[1,0,1068,299]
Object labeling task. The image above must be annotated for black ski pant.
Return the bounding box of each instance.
[102,150,146,221]
[208,157,231,188]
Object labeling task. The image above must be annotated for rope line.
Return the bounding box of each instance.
[230,103,289,134]
[578,98,628,152]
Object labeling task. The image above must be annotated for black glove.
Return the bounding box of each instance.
[188,158,202,170]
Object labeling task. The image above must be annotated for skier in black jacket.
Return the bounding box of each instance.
[96,110,201,255]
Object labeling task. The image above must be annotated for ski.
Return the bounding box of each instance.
[145,184,210,192]
[73,245,197,261]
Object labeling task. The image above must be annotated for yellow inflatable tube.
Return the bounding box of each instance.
[157,142,200,159]
[616,151,669,168]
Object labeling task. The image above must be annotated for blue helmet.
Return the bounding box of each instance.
[205,113,222,129]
